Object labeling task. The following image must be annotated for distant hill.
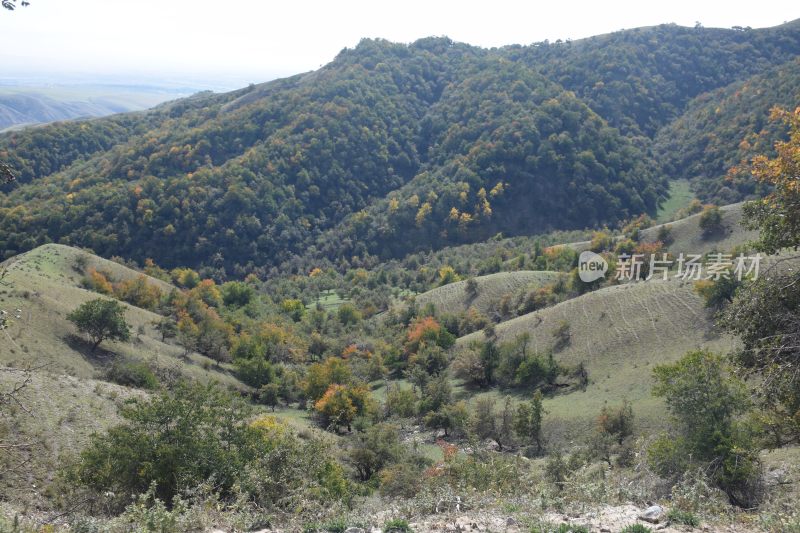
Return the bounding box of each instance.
[0,85,192,131]
[2,22,800,275]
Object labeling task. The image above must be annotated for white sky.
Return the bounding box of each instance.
[1,0,798,88]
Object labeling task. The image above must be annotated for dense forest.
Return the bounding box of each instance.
[2,22,800,275]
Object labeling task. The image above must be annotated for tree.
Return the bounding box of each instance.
[70,382,260,507]
[693,277,741,310]
[738,107,800,254]
[1,162,16,185]
[649,350,761,507]
[67,298,131,352]
[513,390,545,454]
[722,106,800,444]
[348,423,404,482]
[698,205,724,238]
[151,317,177,342]
[259,382,281,412]
[314,383,374,432]
[385,384,417,421]
[471,396,496,442]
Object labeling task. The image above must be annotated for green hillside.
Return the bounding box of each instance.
[2,23,800,275]
[640,202,759,255]
[655,58,800,204]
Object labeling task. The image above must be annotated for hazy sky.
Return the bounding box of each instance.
[1,0,798,88]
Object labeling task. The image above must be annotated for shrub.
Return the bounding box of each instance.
[384,518,413,532]
[666,508,700,527]
[656,224,674,246]
[379,462,423,498]
[68,383,260,508]
[620,525,651,533]
[104,360,159,390]
[69,383,351,513]
[348,423,405,482]
[650,350,762,507]
[698,205,724,238]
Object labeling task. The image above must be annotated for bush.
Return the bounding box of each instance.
[384,518,413,532]
[104,360,159,390]
[379,462,423,498]
[620,525,651,533]
[666,508,700,527]
[68,382,350,513]
[650,350,762,507]
[698,205,724,238]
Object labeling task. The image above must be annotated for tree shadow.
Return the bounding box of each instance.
[64,333,115,366]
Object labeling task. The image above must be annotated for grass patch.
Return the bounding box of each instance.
[656,179,695,223]
[307,290,348,311]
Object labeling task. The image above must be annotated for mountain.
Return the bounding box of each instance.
[655,58,800,204]
[2,22,800,277]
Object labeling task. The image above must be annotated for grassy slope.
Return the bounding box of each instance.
[452,203,762,440]
[641,202,759,255]
[656,179,695,223]
[414,271,561,316]
[0,371,144,509]
[0,244,252,509]
[457,277,738,441]
[0,244,240,387]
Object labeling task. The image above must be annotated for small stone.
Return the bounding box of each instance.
[638,505,665,524]
[344,528,365,533]
[506,517,518,527]
[600,528,611,532]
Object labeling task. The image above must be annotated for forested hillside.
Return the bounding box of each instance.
[2,22,800,276]
[655,58,800,203]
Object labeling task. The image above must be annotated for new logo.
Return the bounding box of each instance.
[578,251,608,283]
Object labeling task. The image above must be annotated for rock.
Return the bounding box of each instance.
[600,529,611,532]
[344,528,366,533]
[505,517,518,527]
[638,505,665,524]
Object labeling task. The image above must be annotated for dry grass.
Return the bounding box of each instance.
[457,276,738,441]
[414,271,560,316]
[641,202,759,255]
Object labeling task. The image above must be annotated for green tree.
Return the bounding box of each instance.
[513,390,545,454]
[222,281,254,308]
[151,317,177,343]
[67,298,131,352]
[698,205,724,238]
[259,382,281,412]
[649,350,760,507]
[348,423,404,482]
[70,383,260,507]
